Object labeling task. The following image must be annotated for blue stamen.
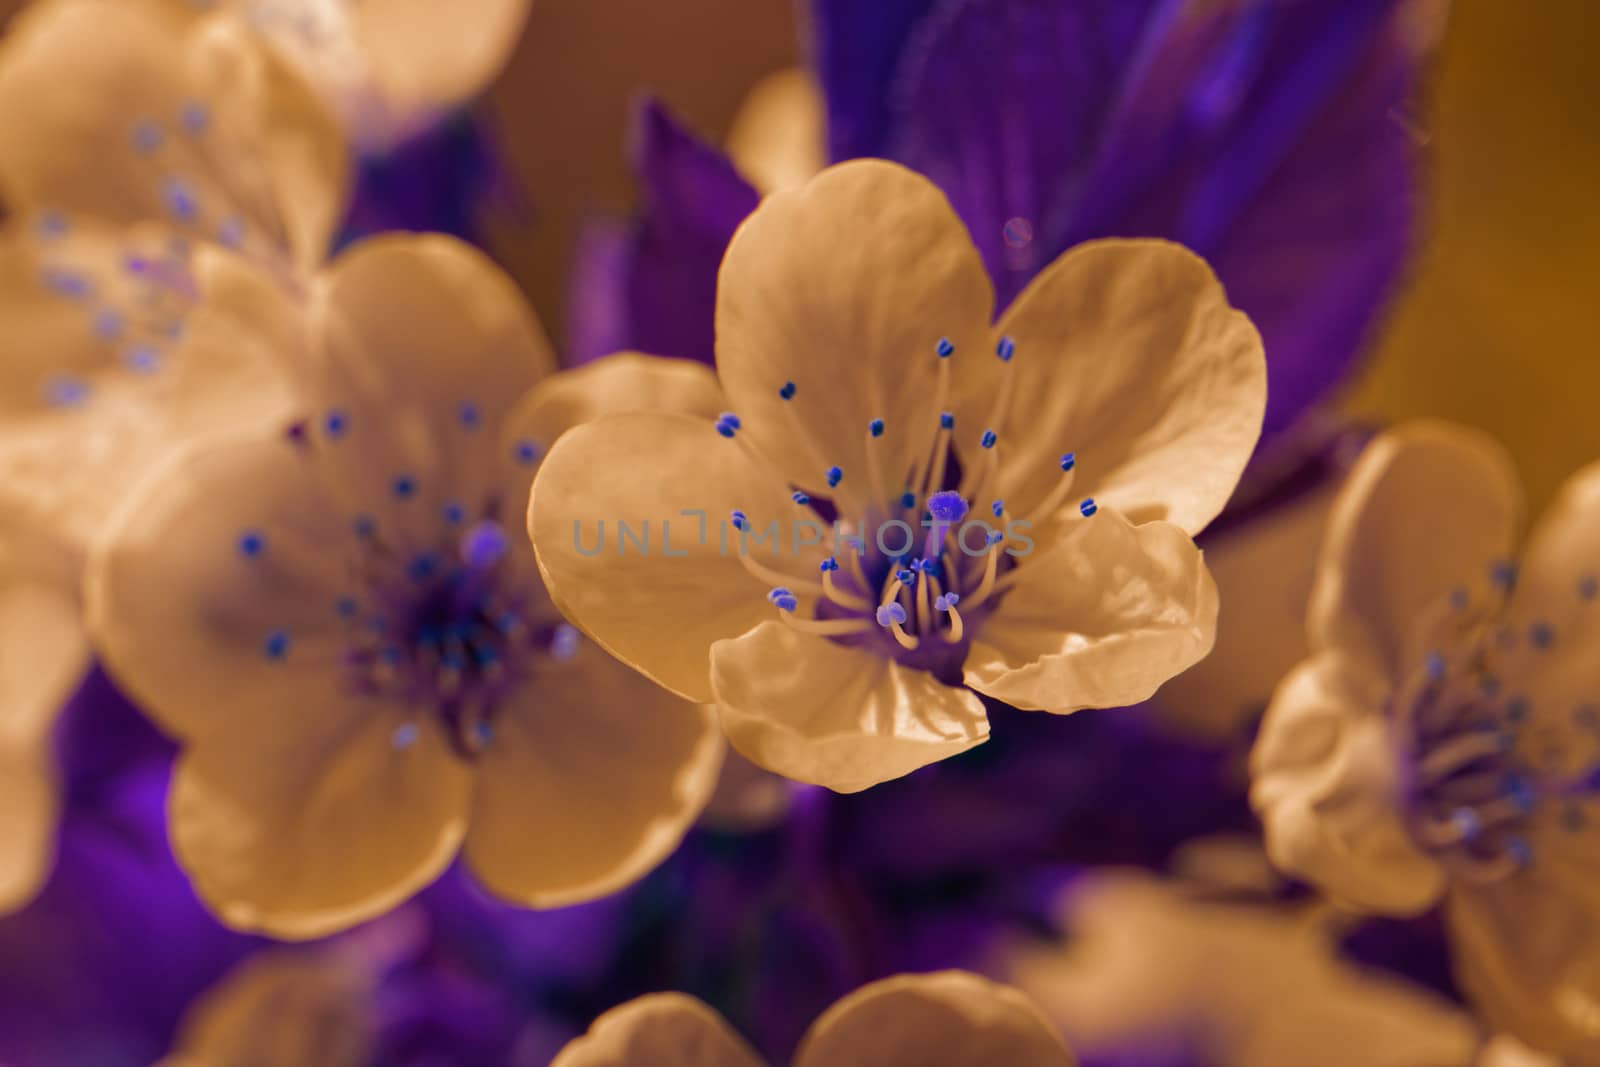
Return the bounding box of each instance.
[408,554,438,582]
[778,381,796,400]
[353,515,377,539]
[715,412,741,438]
[124,345,160,373]
[43,268,92,299]
[35,211,68,239]
[92,309,123,341]
[237,530,266,558]
[44,376,90,407]
[180,101,209,134]
[820,557,839,573]
[262,630,291,660]
[768,587,798,612]
[926,490,967,523]
[730,509,748,531]
[162,177,198,223]
[917,557,942,579]
[876,603,907,627]
[996,336,1016,362]
[1529,621,1555,649]
[323,409,349,438]
[940,412,954,430]
[392,475,416,499]
[936,337,954,358]
[334,596,358,619]
[792,491,810,506]
[826,466,843,488]
[895,568,915,586]
[513,439,540,465]
[900,491,916,509]
[463,521,509,568]
[131,121,163,153]
[869,418,885,437]
[1503,773,1537,815]
[986,530,1004,546]
[1424,652,1446,680]
[980,430,998,449]
[391,723,419,750]
[1079,498,1098,517]
[1579,574,1599,601]
[991,500,1004,517]
[1490,559,1518,589]
[1060,452,1076,472]
[442,502,465,525]
[457,401,481,429]
[550,623,580,661]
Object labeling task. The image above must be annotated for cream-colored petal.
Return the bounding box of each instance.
[0,1,346,274]
[162,951,375,1067]
[711,621,989,793]
[725,67,825,194]
[793,971,1075,1067]
[1156,478,1340,742]
[464,639,723,908]
[965,509,1217,714]
[1309,422,1523,681]
[715,160,994,511]
[0,522,86,913]
[1449,881,1600,1065]
[551,993,765,1067]
[1006,871,1479,1067]
[529,411,816,703]
[0,223,300,551]
[974,239,1265,536]
[309,234,555,526]
[171,705,470,939]
[1251,651,1447,915]
[502,352,723,454]
[1502,456,1600,694]
[86,431,350,741]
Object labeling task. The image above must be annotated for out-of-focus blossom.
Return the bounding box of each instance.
[1005,869,1481,1067]
[1251,421,1600,1062]
[0,0,347,909]
[533,159,1264,792]
[573,0,1440,449]
[89,235,726,938]
[1156,421,1373,742]
[552,970,1076,1067]
[153,0,532,153]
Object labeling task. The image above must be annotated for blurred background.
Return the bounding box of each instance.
[481,0,1599,510]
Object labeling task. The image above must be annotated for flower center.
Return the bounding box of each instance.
[1396,570,1600,884]
[252,408,568,759]
[723,336,1094,680]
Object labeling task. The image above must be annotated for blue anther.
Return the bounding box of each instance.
[1530,621,1556,649]
[1079,498,1098,517]
[792,491,811,506]
[392,475,417,499]
[927,490,967,523]
[475,722,494,746]
[42,268,91,299]
[262,630,291,660]
[768,587,798,612]
[996,336,1016,362]
[1490,559,1518,589]
[980,429,998,449]
[442,502,465,525]
[819,557,839,573]
[180,101,209,134]
[900,491,917,509]
[940,412,954,430]
[1060,452,1076,472]
[718,412,741,431]
[986,529,1005,546]
[321,410,348,439]
[45,376,89,407]
[92,309,123,341]
[730,509,748,531]
[876,602,907,627]
[1502,773,1537,815]
[463,521,509,569]
[353,515,377,539]
[917,557,942,579]
[936,337,955,358]
[237,530,266,558]
[826,466,843,488]
[124,345,160,373]
[778,381,797,400]
[162,177,198,223]
[869,418,885,437]
[991,500,1004,517]
[550,623,581,661]
[513,439,540,465]
[715,419,736,438]
[408,553,438,582]
[458,401,481,429]
[131,120,163,153]
[1424,652,1446,680]
[943,592,960,608]
[896,568,915,586]
[391,723,419,750]
[334,596,358,619]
